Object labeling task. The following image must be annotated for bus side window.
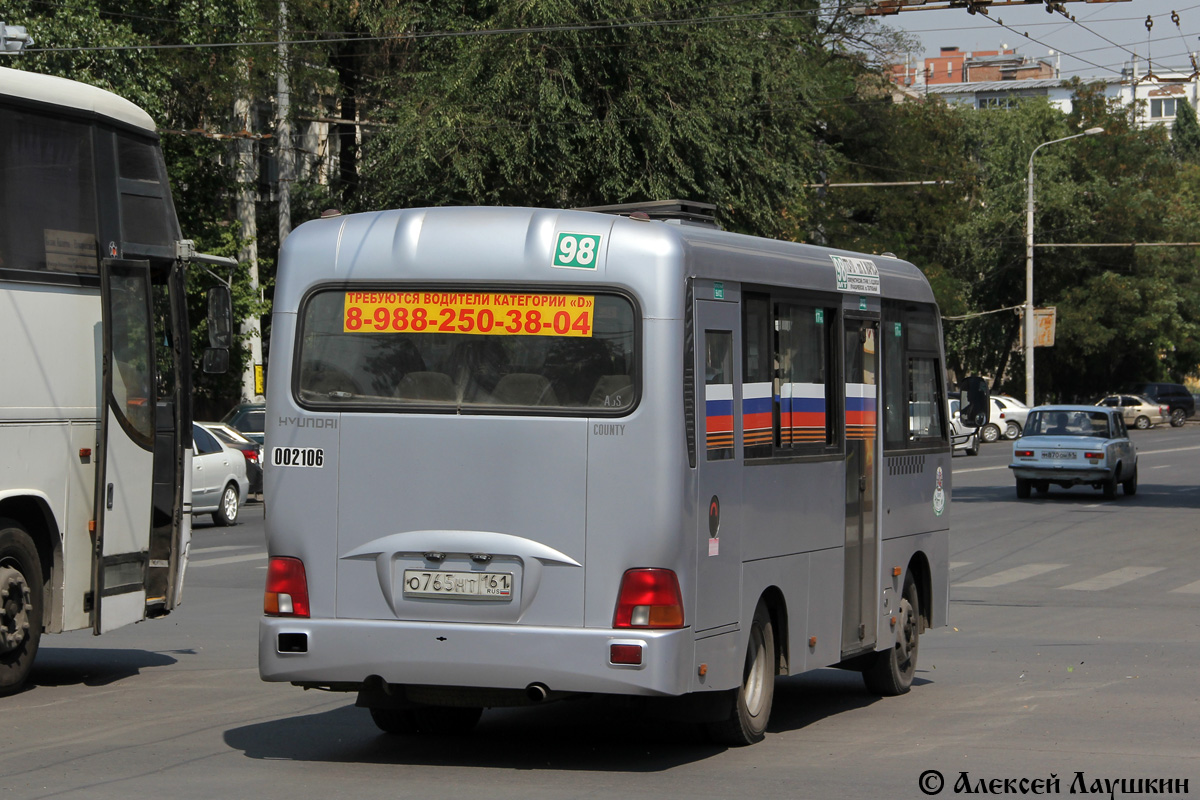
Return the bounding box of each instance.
[705,331,734,461]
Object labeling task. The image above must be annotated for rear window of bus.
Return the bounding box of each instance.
[295,288,638,415]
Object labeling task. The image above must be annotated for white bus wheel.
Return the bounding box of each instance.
[0,521,43,696]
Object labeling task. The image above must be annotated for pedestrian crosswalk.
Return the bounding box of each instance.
[951,561,1196,593]
[188,544,267,569]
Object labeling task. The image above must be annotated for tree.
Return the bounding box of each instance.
[353,1,887,238]
[1172,99,1200,163]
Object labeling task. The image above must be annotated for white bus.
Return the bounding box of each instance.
[259,204,978,744]
[0,67,231,695]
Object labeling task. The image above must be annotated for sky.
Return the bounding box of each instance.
[881,0,1200,80]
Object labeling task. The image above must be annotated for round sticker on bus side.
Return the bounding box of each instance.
[933,466,945,516]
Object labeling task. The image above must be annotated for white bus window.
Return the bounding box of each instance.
[0,110,98,275]
[296,289,637,414]
[109,275,155,443]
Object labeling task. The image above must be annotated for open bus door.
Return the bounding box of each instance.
[93,259,158,633]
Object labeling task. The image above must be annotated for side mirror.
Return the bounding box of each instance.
[960,376,990,429]
[202,347,230,374]
[207,286,233,349]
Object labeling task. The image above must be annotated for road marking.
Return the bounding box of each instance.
[955,465,1009,473]
[1169,580,1200,594]
[1060,566,1164,591]
[955,563,1068,588]
[949,561,973,570]
[190,545,256,554]
[1137,445,1200,456]
[189,552,267,568]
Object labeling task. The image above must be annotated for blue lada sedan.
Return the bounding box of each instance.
[1009,405,1137,500]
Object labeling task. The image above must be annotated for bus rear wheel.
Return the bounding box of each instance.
[708,601,775,746]
[863,576,919,696]
[0,521,43,697]
[370,705,483,736]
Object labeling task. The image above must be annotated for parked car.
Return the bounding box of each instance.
[191,422,249,525]
[199,421,263,495]
[221,401,266,444]
[949,398,980,456]
[978,395,1030,443]
[1009,405,1137,500]
[1094,394,1168,429]
[1124,382,1194,427]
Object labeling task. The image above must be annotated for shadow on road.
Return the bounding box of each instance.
[25,647,186,689]
[224,668,904,768]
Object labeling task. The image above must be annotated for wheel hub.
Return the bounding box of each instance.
[0,565,32,654]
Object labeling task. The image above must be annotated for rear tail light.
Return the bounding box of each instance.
[613,568,684,629]
[1084,452,1104,459]
[242,448,260,463]
[265,557,310,617]
[1014,450,1034,457]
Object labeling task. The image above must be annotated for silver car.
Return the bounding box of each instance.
[949,398,980,455]
[1094,394,1169,429]
[191,422,249,525]
[1009,406,1137,500]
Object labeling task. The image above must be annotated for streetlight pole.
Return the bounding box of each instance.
[1024,127,1104,407]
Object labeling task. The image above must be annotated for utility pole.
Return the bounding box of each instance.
[236,72,265,403]
[277,0,292,246]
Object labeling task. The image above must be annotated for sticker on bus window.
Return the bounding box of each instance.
[342,292,595,337]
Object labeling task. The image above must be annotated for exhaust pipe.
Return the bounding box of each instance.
[525,682,549,703]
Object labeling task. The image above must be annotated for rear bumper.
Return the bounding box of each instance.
[259,617,695,697]
[1010,465,1113,484]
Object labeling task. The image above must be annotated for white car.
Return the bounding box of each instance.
[191,422,249,525]
[1009,406,1137,500]
[949,398,980,455]
[979,395,1031,443]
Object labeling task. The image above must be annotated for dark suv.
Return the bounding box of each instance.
[1125,382,1195,427]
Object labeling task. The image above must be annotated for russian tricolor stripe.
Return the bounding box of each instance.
[706,382,734,450]
[845,382,877,440]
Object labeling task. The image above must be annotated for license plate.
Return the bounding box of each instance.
[1041,451,1077,459]
[402,570,513,601]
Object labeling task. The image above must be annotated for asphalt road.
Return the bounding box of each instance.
[4,425,1198,800]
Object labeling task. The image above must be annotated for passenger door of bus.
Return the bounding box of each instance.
[842,318,878,656]
[94,259,157,634]
[694,299,742,632]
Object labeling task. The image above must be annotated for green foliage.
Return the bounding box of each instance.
[810,85,1200,400]
[1172,100,1200,163]
[355,1,856,238]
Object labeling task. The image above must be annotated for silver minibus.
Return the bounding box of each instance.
[259,205,960,744]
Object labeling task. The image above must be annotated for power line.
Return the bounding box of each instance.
[24,8,832,54]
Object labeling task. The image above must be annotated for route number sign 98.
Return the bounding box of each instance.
[553,233,601,270]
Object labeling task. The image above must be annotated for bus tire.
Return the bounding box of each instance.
[214,483,240,526]
[0,520,44,697]
[370,705,482,736]
[708,601,774,746]
[862,576,919,696]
